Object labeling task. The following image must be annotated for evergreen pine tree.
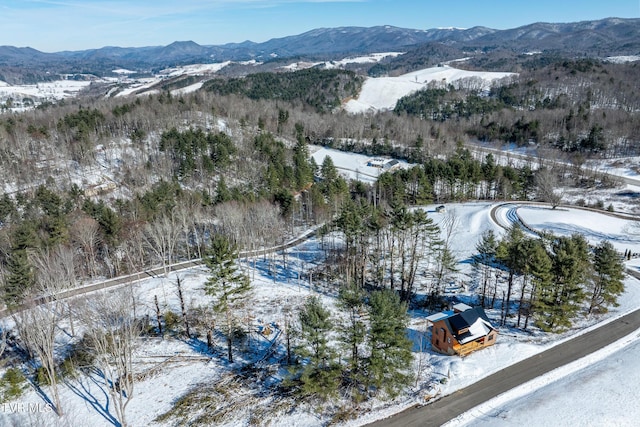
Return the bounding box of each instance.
[432,244,458,298]
[203,234,251,363]
[320,155,338,184]
[589,240,625,314]
[293,138,314,190]
[496,225,526,325]
[536,234,589,332]
[337,284,367,396]
[0,193,16,223]
[3,222,38,306]
[526,241,553,330]
[474,230,498,307]
[11,221,39,252]
[294,295,340,400]
[366,290,413,397]
[215,176,231,204]
[3,251,35,306]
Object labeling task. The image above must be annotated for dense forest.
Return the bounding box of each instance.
[0,56,634,424]
[395,58,640,157]
[202,68,363,113]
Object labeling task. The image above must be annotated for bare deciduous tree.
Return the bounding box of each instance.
[175,277,191,338]
[70,214,102,278]
[14,304,62,415]
[79,287,141,427]
[174,198,206,260]
[13,245,76,416]
[535,167,564,209]
[142,210,181,277]
[0,321,7,360]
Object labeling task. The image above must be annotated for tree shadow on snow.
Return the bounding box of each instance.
[23,374,58,415]
[64,368,121,427]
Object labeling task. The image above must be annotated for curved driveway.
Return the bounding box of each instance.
[370,202,640,427]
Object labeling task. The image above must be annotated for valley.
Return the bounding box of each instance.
[0,16,639,427]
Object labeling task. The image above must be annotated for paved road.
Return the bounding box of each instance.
[0,225,321,319]
[468,142,640,188]
[370,202,640,427]
[369,307,640,427]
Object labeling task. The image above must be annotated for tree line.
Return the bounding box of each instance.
[0,62,633,423]
[394,59,640,158]
[475,226,625,332]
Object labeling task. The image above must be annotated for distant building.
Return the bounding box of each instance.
[427,305,498,356]
[367,157,401,171]
[385,159,400,170]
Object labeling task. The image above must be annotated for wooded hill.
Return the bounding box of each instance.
[1,18,638,84]
[0,56,630,318]
[0,43,634,423]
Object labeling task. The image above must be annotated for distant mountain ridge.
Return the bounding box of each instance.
[0,17,638,79]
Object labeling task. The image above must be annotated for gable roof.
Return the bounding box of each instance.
[441,307,496,344]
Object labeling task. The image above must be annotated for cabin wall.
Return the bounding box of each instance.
[431,320,498,356]
[431,320,457,355]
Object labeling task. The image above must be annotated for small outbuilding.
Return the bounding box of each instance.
[367,157,401,171]
[427,305,497,357]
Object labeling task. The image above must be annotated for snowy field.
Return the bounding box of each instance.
[447,330,640,427]
[517,205,640,250]
[159,61,233,78]
[0,79,95,110]
[344,65,516,113]
[604,55,640,64]
[280,52,404,71]
[3,200,640,427]
[310,145,414,183]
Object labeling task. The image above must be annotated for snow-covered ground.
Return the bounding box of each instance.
[280,52,404,71]
[2,135,640,426]
[344,65,516,113]
[517,205,640,249]
[114,77,162,97]
[447,328,640,427]
[3,199,640,427]
[604,55,640,64]
[309,145,414,183]
[0,79,95,111]
[352,202,640,427]
[169,81,205,96]
[159,61,233,78]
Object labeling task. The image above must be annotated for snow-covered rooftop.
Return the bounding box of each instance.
[459,318,494,345]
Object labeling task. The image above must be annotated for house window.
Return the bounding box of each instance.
[436,339,439,346]
[488,335,494,341]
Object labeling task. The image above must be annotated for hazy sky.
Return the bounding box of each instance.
[2,0,638,52]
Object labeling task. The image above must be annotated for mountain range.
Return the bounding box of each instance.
[0,17,638,80]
